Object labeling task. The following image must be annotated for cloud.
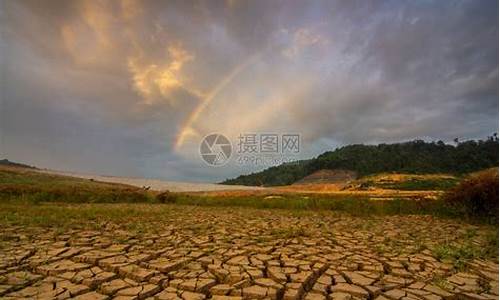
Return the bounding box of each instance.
[127,44,198,105]
[283,27,329,59]
[1,0,498,182]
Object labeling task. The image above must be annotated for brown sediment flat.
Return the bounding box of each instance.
[1,204,497,299]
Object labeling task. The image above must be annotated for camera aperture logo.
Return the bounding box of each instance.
[200,133,301,167]
[199,134,232,166]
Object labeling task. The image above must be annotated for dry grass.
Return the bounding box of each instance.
[0,166,154,203]
[443,168,498,223]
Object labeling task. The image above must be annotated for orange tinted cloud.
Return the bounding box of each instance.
[128,44,196,105]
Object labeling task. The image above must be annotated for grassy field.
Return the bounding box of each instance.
[0,167,462,223]
[352,173,461,191]
[0,165,496,224]
[0,166,154,203]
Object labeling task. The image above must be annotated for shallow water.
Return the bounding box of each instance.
[38,169,263,192]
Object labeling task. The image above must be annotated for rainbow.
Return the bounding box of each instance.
[173,50,265,151]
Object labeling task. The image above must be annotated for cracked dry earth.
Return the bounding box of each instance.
[0,207,498,300]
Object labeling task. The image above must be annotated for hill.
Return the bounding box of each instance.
[0,159,36,169]
[0,165,153,203]
[294,169,357,185]
[222,136,499,186]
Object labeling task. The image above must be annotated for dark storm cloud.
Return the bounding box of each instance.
[288,0,498,145]
[0,0,497,181]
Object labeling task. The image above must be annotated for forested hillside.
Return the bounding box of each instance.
[223,136,499,186]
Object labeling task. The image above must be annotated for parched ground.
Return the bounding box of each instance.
[0,204,498,300]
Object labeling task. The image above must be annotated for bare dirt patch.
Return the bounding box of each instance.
[0,204,497,299]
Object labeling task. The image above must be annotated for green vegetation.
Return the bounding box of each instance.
[433,242,480,270]
[223,160,311,187]
[223,136,499,186]
[157,193,495,224]
[430,275,455,291]
[366,177,460,191]
[0,202,175,231]
[432,228,499,270]
[326,172,462,191]
[270,227,310,239]
[0,167,154,204]
[171,194,444,216]
[0,165,497,225]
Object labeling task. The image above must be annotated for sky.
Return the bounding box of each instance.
[0,0,498,182]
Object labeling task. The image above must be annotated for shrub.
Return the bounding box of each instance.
[443,168,498,223]
[156,190,177,203]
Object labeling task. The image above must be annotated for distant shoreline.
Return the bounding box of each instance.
[37,168,263,193]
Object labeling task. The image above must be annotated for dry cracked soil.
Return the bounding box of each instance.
[0,206,498,300]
